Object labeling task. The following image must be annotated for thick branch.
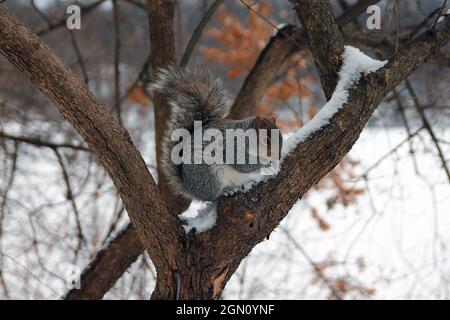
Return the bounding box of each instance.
[0,5,183,288]
[188,10,450,298]
[291,0,344,99]
[64,224,143,300]
[67,0,383,300]
[147,0,190,216]
[229,0,380,119]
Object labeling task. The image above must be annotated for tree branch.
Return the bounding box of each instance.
[0,131,90,151]
[229,0,380,119]
[64,223,143,300]
[73,1,383,299]
[178,0,224,69]
[0,4,184,296]
[36,0,107,36]
[290,0,344,99]
[187,3,450,297]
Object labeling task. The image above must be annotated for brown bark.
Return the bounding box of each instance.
[0,1,449,300]
[63,224,143,300]
[228,0,381,119]
[0,4,184,296]
[147,0,190,215]
[64,0,383,300]
[291,0,344,100]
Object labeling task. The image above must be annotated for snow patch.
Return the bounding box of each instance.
[282,46,388,157]
[437,9,450,23]
[272,23,288,37]
[223,162,280,196]
[178,47,387,233]
[179,201,217,234]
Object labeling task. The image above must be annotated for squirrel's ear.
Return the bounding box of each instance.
[252,116,264,128]
[269,116,277,125]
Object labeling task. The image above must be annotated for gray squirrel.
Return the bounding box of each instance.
[150,67,283,201]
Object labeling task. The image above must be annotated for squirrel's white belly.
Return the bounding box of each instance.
[221,165,260,189]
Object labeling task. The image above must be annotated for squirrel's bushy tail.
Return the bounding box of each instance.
[149,67,228,199]
[150,66,228,130]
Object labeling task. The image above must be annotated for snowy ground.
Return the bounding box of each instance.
[1,125,449,299]
[222,127,450,299]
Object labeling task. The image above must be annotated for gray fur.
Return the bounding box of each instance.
[150,67,282,201]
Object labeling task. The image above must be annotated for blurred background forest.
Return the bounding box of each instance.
[0,0,449,299]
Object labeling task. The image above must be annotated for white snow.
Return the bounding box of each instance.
[179,201,217,234]
[222,128,450,299]
[223,162,280,196]
[176,46,388,232]
[282,46,388,158]
[272,23,288,37]
[437,9,450,23]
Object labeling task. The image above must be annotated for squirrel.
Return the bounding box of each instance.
[150,67,283,201]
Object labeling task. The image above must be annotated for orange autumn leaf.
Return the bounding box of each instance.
[226,68,242,78]
[127,85,149,108]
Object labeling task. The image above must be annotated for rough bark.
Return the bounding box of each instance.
[228,0,381,119]
[63,224,143,300]
[64,0,382,300]
[0,4,184,295]
[147,0,190,215]
[291,0,344,100]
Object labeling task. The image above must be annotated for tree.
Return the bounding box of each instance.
[0,0,449,299]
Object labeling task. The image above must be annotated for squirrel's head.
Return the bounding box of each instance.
[251,116,283,162]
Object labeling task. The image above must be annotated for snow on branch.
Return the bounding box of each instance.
[179,46,387,234]
[179,201,218,234]
[282,46,387,157]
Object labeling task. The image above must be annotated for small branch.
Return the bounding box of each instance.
[36,0,107,36]
[229,0,380,119]
[432,0,449,30]
[290,0,344,99]
[64,223,143,300]
[68,31,89,85]
[404,79,450,184]
[178,0,224,69]
[0,131,90,151]
[112,0,123,127]
[120,54,151,104]
[54,149,85,259]
[31,0,54,28]
[392,89,420,174]
[280,227,343,299]
[0,140,18,300]
[359,126,424,179]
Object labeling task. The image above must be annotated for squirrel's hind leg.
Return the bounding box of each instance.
[181,163,223,201]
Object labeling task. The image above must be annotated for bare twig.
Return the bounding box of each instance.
[359,127,424,179]
[179,0,224,69]
[53,149,85,260]
[112,0,123,127]
[68,31,89,85]
[31,0,54,28]
[404,79,450,184]
[0,131,89,151]
[0,140,18,299]
[36,0,107,36]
